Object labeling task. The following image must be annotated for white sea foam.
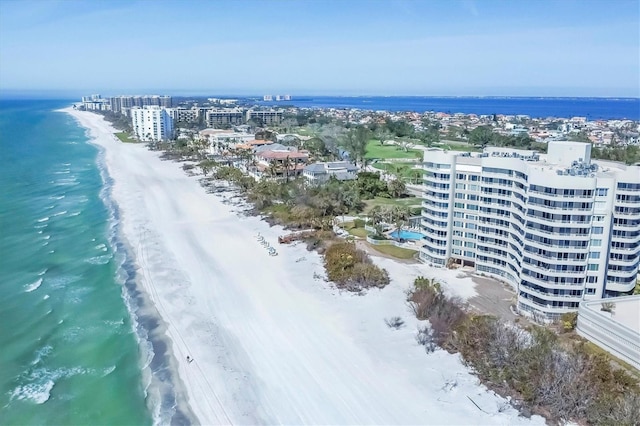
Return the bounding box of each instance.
[85,254,112,265]
[31,345,53,365]
[102,365,117,377]
[10,380,54,404]
[45,205,55,210]
[25,278,43,292]
[46,275,79,289]
[38,269,48,276]
[68,211,82,217]
[37,217,49,223]
[104,318,124,327]
[54,170,70,174]
[42,235,51,240]
[42,241,49,247]
[49,195,65,200]
[52,210,67,217]
[11,365,96,405]
[95,243,106,250]
[37,230,43,234]
[43,294,50,300]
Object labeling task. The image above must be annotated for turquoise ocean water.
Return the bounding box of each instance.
[0,100,179,425]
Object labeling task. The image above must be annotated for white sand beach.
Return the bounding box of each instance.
[65,108,544,425]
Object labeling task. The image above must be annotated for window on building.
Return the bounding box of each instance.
[591,239,602,247]
[592,227,604,234]
[587,264,599,271]
[596,188,608,196]
[589,251,600,259]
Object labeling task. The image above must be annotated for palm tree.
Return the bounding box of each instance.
[267,161,278,179]
[283,156,292,182]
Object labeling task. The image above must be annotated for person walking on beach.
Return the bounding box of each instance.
[186,355,194,363]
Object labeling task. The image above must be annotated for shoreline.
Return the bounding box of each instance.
[65,109,197,425]
[63,108,545,425]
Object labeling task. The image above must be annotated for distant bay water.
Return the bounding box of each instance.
[0,100,160,424]
[256,96,640,120]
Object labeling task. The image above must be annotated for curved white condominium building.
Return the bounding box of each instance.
[421,141,640,321]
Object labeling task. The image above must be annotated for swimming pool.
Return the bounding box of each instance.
[389,230,424,240]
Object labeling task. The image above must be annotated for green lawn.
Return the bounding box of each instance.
[369,244,418,259]
[348,227,369,238]
[365,140,422,159]
[363,196,422,214]
[115,132,137,143]
[371,162,425,183]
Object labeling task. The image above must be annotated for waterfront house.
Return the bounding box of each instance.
[303,161,359,185]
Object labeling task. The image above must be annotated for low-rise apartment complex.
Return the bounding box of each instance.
[420,141,640,321]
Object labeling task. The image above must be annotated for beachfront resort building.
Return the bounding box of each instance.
[420,141,640,321]
[131,106,174,141]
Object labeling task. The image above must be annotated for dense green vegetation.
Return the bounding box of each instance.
[468,126,547,152]
[94,110,133,133]
[324,242,390,291]
[592,144,640,165]
[407,277,640,425]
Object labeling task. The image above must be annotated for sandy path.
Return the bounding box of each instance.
[65,109,544,425]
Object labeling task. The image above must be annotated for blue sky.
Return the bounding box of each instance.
[0,0,638,97]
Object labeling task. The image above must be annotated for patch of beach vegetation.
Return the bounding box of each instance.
[324,242,390,292]
[114,132,137,143]
[407,276,640,425]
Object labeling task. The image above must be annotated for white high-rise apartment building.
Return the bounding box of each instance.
[131,106,174,141]
[421,141,640,321]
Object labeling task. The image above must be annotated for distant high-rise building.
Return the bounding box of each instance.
[110,95,172,113]
[263,95,273,101]
[246,109,283,125]
[131,106,173,141]
[205,108,244,127]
